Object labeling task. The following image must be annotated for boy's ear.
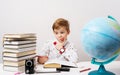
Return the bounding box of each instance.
[68,30,70,34]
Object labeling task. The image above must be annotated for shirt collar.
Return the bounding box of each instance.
[53,39,68,47]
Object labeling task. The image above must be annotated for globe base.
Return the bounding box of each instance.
[88,70,115,75]
[88,64,115,75]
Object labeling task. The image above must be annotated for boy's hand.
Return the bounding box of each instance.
[55,42,64,50]
[37,56,48,64]
[55,39,66,50]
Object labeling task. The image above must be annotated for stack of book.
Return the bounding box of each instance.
[2,33,37,72]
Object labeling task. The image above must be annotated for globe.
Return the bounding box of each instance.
[81,16,120,75]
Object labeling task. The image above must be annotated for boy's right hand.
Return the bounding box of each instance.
[55,39,66,50]
[37,56,48,64]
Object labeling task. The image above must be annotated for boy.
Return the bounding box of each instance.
[38,18,78,64]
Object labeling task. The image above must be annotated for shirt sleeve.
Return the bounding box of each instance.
[38,40,50,56]
[62,42,78,63]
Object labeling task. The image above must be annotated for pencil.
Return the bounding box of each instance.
[80,68,91,72]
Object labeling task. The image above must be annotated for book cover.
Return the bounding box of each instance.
[3,46,36,53]
[3,37,37,41]
[4,40,36,45]
[3,43,36,49]
[3,33,36,38]
[3,54,36,61]
[3,65,25,72]
[3,60,25,67]
[43,59,78,68]
[3,50,36,57]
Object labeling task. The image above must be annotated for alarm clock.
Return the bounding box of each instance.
[25,58,35,74]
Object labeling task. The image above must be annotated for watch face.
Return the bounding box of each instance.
[59,47,66,54]
[60,49,65,52]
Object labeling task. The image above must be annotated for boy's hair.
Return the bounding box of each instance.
[52,18,70,32]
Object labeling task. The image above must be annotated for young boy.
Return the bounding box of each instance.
[38,18,78,64]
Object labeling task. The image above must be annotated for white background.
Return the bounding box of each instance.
[0,0,120,63]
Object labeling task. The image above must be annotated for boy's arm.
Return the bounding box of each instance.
[37,41,50,64]
[62,43,78,63]
[37,56,48,64]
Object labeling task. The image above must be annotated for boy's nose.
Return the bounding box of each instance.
[58,34,62,37]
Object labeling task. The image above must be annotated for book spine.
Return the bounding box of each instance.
[3,65,25,72]
[3,50,36,57]
[3,43,36,48]
[3,46,36,53]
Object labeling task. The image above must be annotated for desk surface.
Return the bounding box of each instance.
[1,61,120,75]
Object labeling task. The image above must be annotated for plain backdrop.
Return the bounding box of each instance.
[0,0,120,63]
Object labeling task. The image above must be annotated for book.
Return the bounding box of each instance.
[3,65,25,72]
[3,46,36,53]
[3,43,36,49]
[3,33,36,38]
[3,50,36,57]
[3,37,37,41]
[35,64,60,73]
[43,59,78,68]
[4,40,36,45]
[3,60,25,66]
[3,54,36,61]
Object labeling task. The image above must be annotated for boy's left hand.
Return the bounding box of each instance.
[37,56,48,64]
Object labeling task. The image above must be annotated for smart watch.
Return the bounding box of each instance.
[59,48,65,54]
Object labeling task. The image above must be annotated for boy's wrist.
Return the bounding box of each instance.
[38,56,48,58]
[59,47,65,54]
[38,56,48,64]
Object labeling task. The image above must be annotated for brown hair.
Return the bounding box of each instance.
[52,18,70,32]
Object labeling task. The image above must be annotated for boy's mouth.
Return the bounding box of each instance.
[60,38,64,41]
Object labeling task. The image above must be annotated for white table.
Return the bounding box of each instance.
[1,61,120,75]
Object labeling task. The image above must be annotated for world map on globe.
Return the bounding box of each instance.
[81,16,120,60]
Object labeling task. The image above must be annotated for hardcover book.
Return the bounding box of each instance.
[3,65,25,72]
[3,33,36,38]
[3,50,36,57]
[3,60,25,66]
[3,43,36,49]
[43,59,77,68]
[4,40,36,45]
[3,54,36,61]
[3,37,37,41]
[3,46,36,53]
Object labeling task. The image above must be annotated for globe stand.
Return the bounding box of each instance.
[88,55,118,75]
[88,64,115,75]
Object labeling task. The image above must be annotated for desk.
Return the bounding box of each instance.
[1,61,120,75]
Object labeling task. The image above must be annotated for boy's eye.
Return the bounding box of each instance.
[55,32,58,34]
[60,32,64,34]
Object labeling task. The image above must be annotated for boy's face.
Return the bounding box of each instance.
[53,27,69,43]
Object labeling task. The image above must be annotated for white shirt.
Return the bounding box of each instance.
[38,40,78,63]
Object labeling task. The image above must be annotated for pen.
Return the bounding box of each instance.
[80,68,91,72]
[36,71,60,73]
[14,72,22,75]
